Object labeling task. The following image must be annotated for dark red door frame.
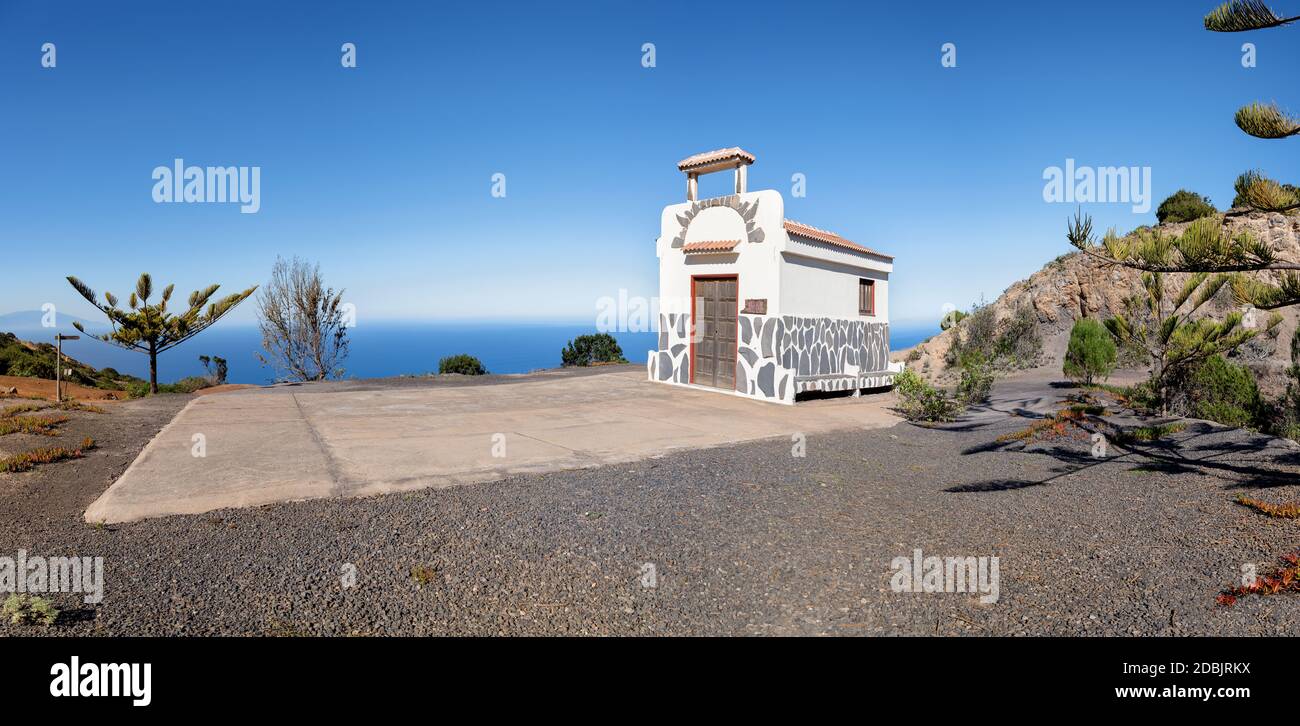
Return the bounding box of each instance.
[689,274,739,387]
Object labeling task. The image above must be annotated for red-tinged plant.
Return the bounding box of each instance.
[1217,550,1300,606]
[1235,494,1300,518]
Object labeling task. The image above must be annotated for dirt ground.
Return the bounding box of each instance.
[0,375,125,401]
[3,370,1300,636]
[0,395,191,534]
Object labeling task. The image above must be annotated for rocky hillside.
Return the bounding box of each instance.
[898,210,1300,395]
[0,331,141,391]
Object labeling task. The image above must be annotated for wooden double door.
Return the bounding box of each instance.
[691,276,737,390]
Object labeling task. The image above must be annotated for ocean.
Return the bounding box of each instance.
[4,320,940,385]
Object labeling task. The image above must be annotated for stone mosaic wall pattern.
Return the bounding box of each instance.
[670,195,765,247]
[647,312,691,385]
[648,312,892,403]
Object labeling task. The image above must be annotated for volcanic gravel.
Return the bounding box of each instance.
[3,376,1300,636]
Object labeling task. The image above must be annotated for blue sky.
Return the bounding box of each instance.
[2,0,1298,327]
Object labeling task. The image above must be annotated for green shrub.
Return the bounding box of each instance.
[124,376,213,398]
[1266,328,1300,440]
[893,368,926,397]
[994,304,1042,366]
[956,354,996,404]
[439,354,487,375]
[1156,189,1217,224]
[894,368,963,422]
[3,593,59,626]
[561,333,627,367]
[946,301,995,368]
[1183,355,1261,428]
[1063,318,1117,386]
[945,301,1040,370]
[0,345,55,379]
[902,387,963,423]
[1120,380,1160,414]
[0,332,135,390]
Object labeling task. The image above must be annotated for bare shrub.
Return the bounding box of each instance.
[257,257,349,381]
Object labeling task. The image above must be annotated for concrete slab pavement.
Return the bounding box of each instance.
[85,369,900,523]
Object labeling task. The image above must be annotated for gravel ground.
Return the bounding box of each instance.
[3,373,1300,636]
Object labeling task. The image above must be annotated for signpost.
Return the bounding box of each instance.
[55,334,80,403]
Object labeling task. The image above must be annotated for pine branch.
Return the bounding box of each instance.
[66,276,107,312]
[1065,213,1300,273]
[156,287,257,353]
[1205,0,1300,31]
[1235,102,1300,139]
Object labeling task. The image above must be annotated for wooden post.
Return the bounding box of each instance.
[55,334,80,403]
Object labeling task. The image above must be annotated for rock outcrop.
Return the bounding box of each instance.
[897,211,1300,395]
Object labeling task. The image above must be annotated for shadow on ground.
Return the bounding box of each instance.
[924,375,1300,494]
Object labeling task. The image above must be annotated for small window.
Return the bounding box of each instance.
[858,279,875,316]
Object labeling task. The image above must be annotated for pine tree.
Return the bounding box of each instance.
[67,273,256,394]
[1103,269,1279,413]
[1207,1,1300,216]
[1067,2,1300,308]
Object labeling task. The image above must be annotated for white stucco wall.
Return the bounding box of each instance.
[778,252,890,322]
[656,189,785,317]
[651,186,896,402]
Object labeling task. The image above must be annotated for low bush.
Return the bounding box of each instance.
[1263,328,1300,440]
[1103,379,1159,414]
[892,368,926,397]
[955,354,995,404]
[561,333,627,367]
[945,301,1041,371]
[894,368,963,423]
[439,354,487,376]
[995,304,1042,366]
[1063,318,1117,386]
[1168,355,1261,428]
[1156,189,1217,224]
[3,593,58,626]
[125,376,214,398]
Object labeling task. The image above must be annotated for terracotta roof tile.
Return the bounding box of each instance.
[677,147,756,172]
[681,239,740,253]
[783,219,892,259]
